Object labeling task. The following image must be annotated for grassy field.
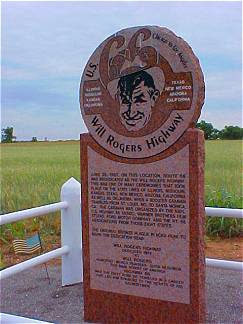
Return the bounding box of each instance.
[0,140,242,241]
[204,140,242,236]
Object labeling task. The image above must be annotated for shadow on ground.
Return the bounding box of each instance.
[1,265,242,323]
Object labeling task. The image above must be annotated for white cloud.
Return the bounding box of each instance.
[2,105,87,141]
[205,70,242,101]
[200,109,242,129]
[2,66,38,81]
[2,1,242,140]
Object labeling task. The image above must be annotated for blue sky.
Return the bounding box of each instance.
[2,1,242,141]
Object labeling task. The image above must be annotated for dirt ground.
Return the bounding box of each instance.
[1,237,242,269]
[205,237,243,261]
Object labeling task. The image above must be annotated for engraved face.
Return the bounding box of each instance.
[117,71,160,131]
[80,26,204,158]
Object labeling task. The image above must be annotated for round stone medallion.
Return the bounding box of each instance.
[80,26,204,158]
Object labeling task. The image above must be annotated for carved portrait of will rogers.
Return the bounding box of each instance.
[80,26,204,158]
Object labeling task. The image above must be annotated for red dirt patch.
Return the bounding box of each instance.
[205,237,242,261]
[1,237,242,269]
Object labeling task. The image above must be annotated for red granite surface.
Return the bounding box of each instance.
[80,128,205,323]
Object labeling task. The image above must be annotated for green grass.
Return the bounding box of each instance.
[1,141,80,212]
[204,140,242,237]
[0,140,242,241]
[205,140,242,207]
[1,141,80,241]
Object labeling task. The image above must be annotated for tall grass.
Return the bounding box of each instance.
[1,141,80,242]
[204,140,242,237]
[0,140,242,241]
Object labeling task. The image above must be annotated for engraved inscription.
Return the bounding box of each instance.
[88,145,190,303]
[80,26,205,158]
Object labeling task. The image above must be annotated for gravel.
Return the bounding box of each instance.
[1,265,242,323]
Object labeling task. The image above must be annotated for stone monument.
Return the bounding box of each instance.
[80,25,205,323]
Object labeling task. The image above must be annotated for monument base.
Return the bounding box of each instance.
[80,128,205,324]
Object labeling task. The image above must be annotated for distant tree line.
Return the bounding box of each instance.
[196,121,243,140]
[1,127,38,143]
[1,123,243,143]
[1,127,16,143]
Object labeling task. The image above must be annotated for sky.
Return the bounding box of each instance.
[1,1,242,141]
